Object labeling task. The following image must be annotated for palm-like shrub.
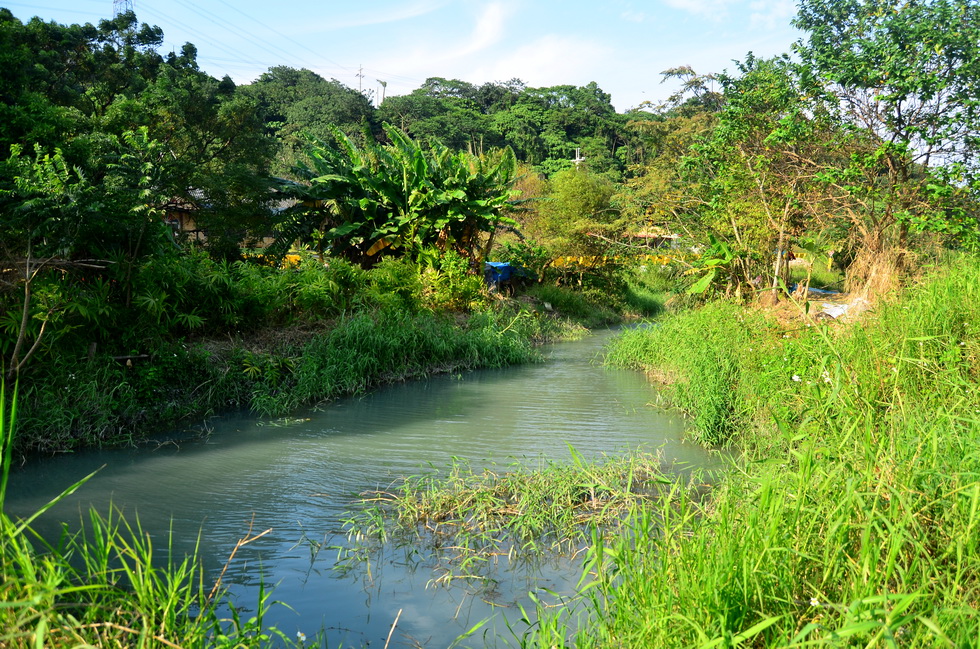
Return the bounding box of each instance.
[271,124,517,267]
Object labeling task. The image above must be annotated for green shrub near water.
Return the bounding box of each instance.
[11,303,547,452]
[516,256,980,646]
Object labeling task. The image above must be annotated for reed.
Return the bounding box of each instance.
[606,301,775,445]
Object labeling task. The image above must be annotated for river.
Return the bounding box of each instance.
[4,327,720,648]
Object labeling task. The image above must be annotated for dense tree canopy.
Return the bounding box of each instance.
[792,0,980,290]
[376,76,635,177]
[0,9,277,265]
[241,66,376,175]
[4,0,979,319]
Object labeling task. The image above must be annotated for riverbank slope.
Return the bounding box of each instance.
[530,254,980,646]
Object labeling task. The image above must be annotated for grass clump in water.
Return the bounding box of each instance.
[339,450,684,586]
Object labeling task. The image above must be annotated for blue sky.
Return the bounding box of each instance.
[5,0,802,111]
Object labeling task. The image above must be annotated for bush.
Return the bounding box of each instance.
[420,249,488,311]
[526,284,620,328]
[364,257,423,312]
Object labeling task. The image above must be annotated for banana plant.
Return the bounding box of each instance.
[272,124,517,267]
[686,233,736,294]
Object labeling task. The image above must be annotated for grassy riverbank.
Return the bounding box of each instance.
[9,248,659,455]
[514,255,980,646]
[15,307,549,453]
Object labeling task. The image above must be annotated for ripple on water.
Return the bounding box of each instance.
[5,329,720,648]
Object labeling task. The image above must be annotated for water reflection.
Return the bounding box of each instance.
[5,329,719,647]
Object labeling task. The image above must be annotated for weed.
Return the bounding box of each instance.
[526,254,980,647]
[0,383,296,648]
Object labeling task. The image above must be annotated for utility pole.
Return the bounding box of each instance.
[113,0,134,17]
[356,64,364,94]
[377,80,387,106]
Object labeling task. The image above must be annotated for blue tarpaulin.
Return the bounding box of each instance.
[484,262,515,287]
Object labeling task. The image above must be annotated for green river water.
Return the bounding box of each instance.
[5,327,721,648]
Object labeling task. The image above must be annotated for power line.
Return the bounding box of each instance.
[4,2,107,19]
[112,0,132,18]
[137,4,271,70]
[11,0,429,94]
[211,0,355,75]
[145,0,372,88]
[167,0,309,71]
[202,0,427,91]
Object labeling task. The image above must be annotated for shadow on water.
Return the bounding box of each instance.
[5,328,724,647]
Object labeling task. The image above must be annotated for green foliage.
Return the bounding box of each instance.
[377,77,631,177]
[419,248,488,311]
[0,383,293,648]
[494,241,550,282]
[532,256,980,647]
[272,124,518,267]
[246,308,540,417]
[0,10,275,265]
[364,257,424,312]
[792,0,980,279]
[521,167,633,292]
[685,233,737,295]
[620,264,670,317]
[241,66,376,175]
[526,284,620,329]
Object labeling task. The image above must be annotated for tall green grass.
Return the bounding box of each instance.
[246,307,543,416]
[1,383,291,648]
[519,255,980,646]
[12,303,549,452]
[526,284,622,328]
[606,302,777,445]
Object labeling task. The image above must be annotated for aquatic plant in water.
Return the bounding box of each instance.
[337,448,698,588]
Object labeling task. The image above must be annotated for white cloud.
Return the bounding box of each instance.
[749,0,797,30]
[473,34,610,88]
[621,9,648,23]
[455,2,509,57]
[662,0,737,19]
[293,0,452,33]
[365,2,519,85]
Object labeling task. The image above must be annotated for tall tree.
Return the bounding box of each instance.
[794,0,980,291]
[377,77,501,153]
[242,66,376,174]
[687,56,836,296]
[0,10,276,262]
